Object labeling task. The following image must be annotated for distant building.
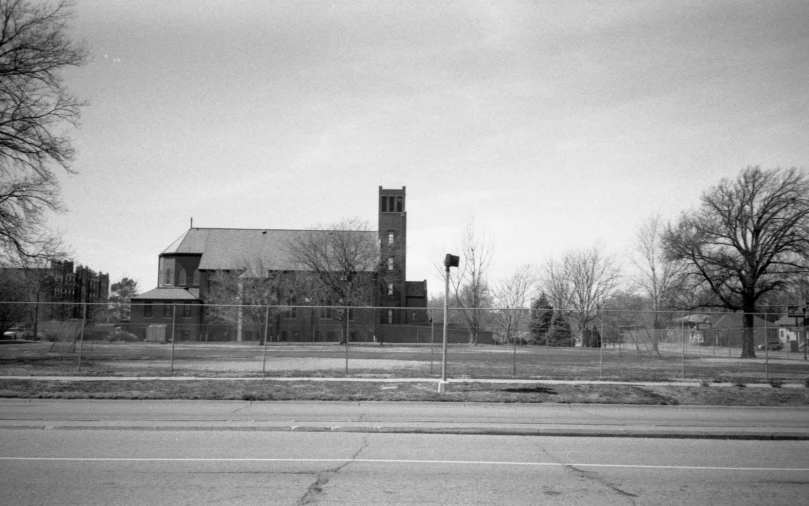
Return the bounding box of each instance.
[0,260,109,321]
[130,187,428,342]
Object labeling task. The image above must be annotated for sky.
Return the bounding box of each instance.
[50,0,809,295]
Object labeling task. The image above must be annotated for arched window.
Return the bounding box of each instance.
[179,268,187,286]
[193,270,200,286]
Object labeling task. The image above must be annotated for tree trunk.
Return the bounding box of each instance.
[740,300,757,358]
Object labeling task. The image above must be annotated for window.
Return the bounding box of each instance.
[164,268,172,286]
[183,303,192,318]
[388,257,394,271]
[397,196,403,212]
[143,302,153,318]
[164,304,173,318]
[388,283,394,296]
[181,330,190,341]
[320,306,332,319]
[193,270,200,286]
[387,309,394,324]
[380,196,387,213]
[388,230,394,244]
[284,306,298,319]
[179,269,187,286]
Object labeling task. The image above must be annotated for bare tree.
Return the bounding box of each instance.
[285,218,386,344]
[492,264,537,344]
[435,220,494,344]
[541,244,622,342]
[205,257,292,344]
[0,0,87,264]
[663,166,809,358]
[630,213,685,327]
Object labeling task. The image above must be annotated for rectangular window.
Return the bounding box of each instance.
[397,196,403,212]
[388,231,394,244]
[320,306,332,319]
[387,309,394,324]
[193,270,200,286]
[380,196,387,213]
[164,304,173,318]
[388,257,394,271]
[285,306,298,319]
[143,302,153,318]
[183,303,192,318]
[388,283,394,296]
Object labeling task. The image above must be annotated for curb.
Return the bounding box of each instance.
[3,424,808,440]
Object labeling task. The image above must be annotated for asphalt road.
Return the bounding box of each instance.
[2,430,808,505]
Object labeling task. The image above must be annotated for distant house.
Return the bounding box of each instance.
[673,312,776,347]
[130,187,428,342]
[773,315,804,347]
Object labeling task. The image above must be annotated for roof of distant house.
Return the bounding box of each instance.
[133,287,200,301]
[161,228,379,272]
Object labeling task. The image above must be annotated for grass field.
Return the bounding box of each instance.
[2,341,809,384]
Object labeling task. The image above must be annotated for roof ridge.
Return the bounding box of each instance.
[189,227,378,232]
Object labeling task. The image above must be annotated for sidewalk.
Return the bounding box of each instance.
[2,398,808,440]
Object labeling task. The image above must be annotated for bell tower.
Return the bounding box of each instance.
[378,186,407,322]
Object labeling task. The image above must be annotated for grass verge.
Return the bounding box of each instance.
[1,379,808,406]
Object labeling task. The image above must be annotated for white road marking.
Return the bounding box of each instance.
[1,457,807,472]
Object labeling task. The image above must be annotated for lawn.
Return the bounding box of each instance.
[0,378,807,406]
[2,341,808,384]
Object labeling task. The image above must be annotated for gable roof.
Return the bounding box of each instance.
[161,228,379,272]
[675,312,769,328]
[133,287,200,301]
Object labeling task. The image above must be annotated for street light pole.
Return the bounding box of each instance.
[439,254,459,393]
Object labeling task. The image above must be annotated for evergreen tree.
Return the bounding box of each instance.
[549,311,574,347]
[529,293,553,345]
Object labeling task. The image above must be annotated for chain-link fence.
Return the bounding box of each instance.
[1,301,808,382]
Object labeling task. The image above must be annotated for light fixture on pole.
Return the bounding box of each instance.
[439,253,459,393]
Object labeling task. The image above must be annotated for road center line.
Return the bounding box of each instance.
[1,457,807,472]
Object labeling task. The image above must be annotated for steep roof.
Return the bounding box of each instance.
[133,287,200,301]
[161,228,379,272]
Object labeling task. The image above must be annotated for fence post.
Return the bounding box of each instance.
[345,305,349,376]
[430,311,434,375]
[764,315,768,381]
[512,309,517,377]
[170,304,176,375]
[262,306,269,375]
[77,301,87,372]
[599,306,604,378]
[680,311,685,379]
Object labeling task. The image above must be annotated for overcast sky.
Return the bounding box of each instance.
[53,0,809,295]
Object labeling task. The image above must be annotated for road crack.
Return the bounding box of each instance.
[297,435,370,505]
[525,437,639,505]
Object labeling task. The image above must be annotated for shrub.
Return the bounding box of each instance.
[699,379,711,388]
[803,377,809,388]
[733,379,746,388]
[769,379,783,388]
[103,331,140,342]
